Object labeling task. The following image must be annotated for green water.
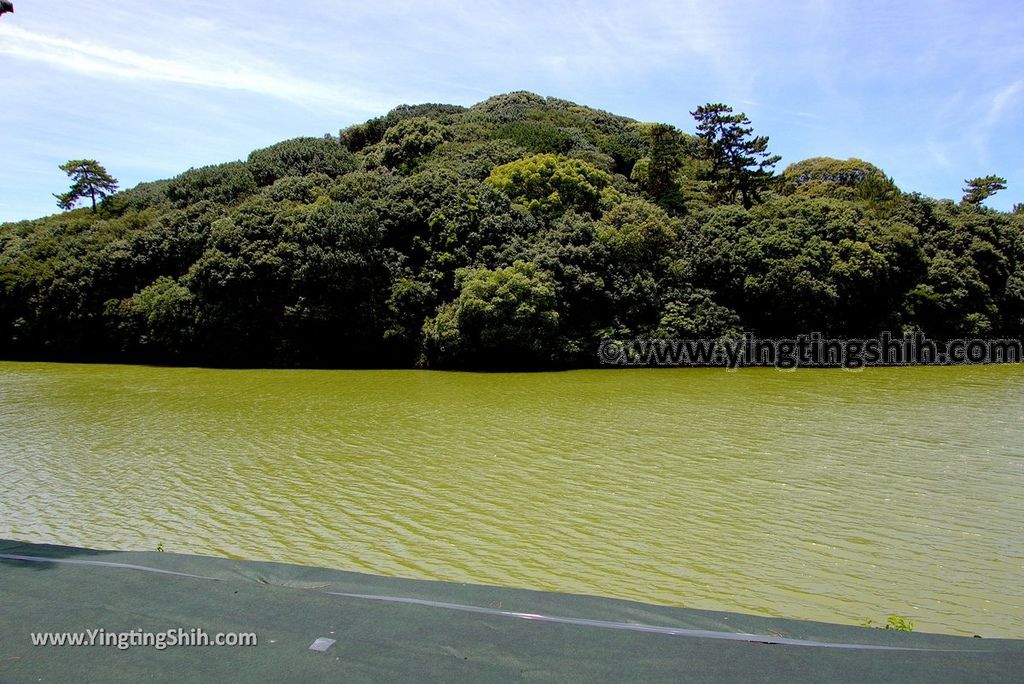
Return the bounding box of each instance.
[1,362,1022,637]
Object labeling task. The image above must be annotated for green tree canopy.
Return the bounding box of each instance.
[247,137,355,186]
[381,117,450,170]
[423,261,560,367]
[780,157,897,202]
[655,288,742,339]
[4,93,1024,368]
[167,162,257,208]
[630,124,685,200]
[106,276,195,359]
[598,198,680,266]
[486,154,620,219]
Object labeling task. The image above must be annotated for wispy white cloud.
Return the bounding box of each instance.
[985,79,1023,127]
[964,79,1024,165]
[0,24,390,114]
[926,141,953,170]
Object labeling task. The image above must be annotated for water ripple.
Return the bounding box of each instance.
[1,362,1023,637]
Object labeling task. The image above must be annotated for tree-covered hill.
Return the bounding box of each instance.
[2,92,1022,368]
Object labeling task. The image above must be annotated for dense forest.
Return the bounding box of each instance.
[2,92,1023,368]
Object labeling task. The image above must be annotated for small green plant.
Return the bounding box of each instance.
[884,615,914,632]
[860,615,914,631]
[156,542,165,553]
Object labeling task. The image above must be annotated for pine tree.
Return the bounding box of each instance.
[961,175,1006,207]
[691,103,780,209]
[54,160,119,212]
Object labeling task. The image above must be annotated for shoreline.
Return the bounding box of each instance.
[2,540,1021,682]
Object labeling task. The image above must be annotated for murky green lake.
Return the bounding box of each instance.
[1,362,1022,636]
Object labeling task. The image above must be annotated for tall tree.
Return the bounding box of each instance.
[961,175,1007,206]
[54,160,119,212]
[635,123,684,200]
[691,103,780,209]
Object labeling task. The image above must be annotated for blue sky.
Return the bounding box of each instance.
[1,0,1022,221]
